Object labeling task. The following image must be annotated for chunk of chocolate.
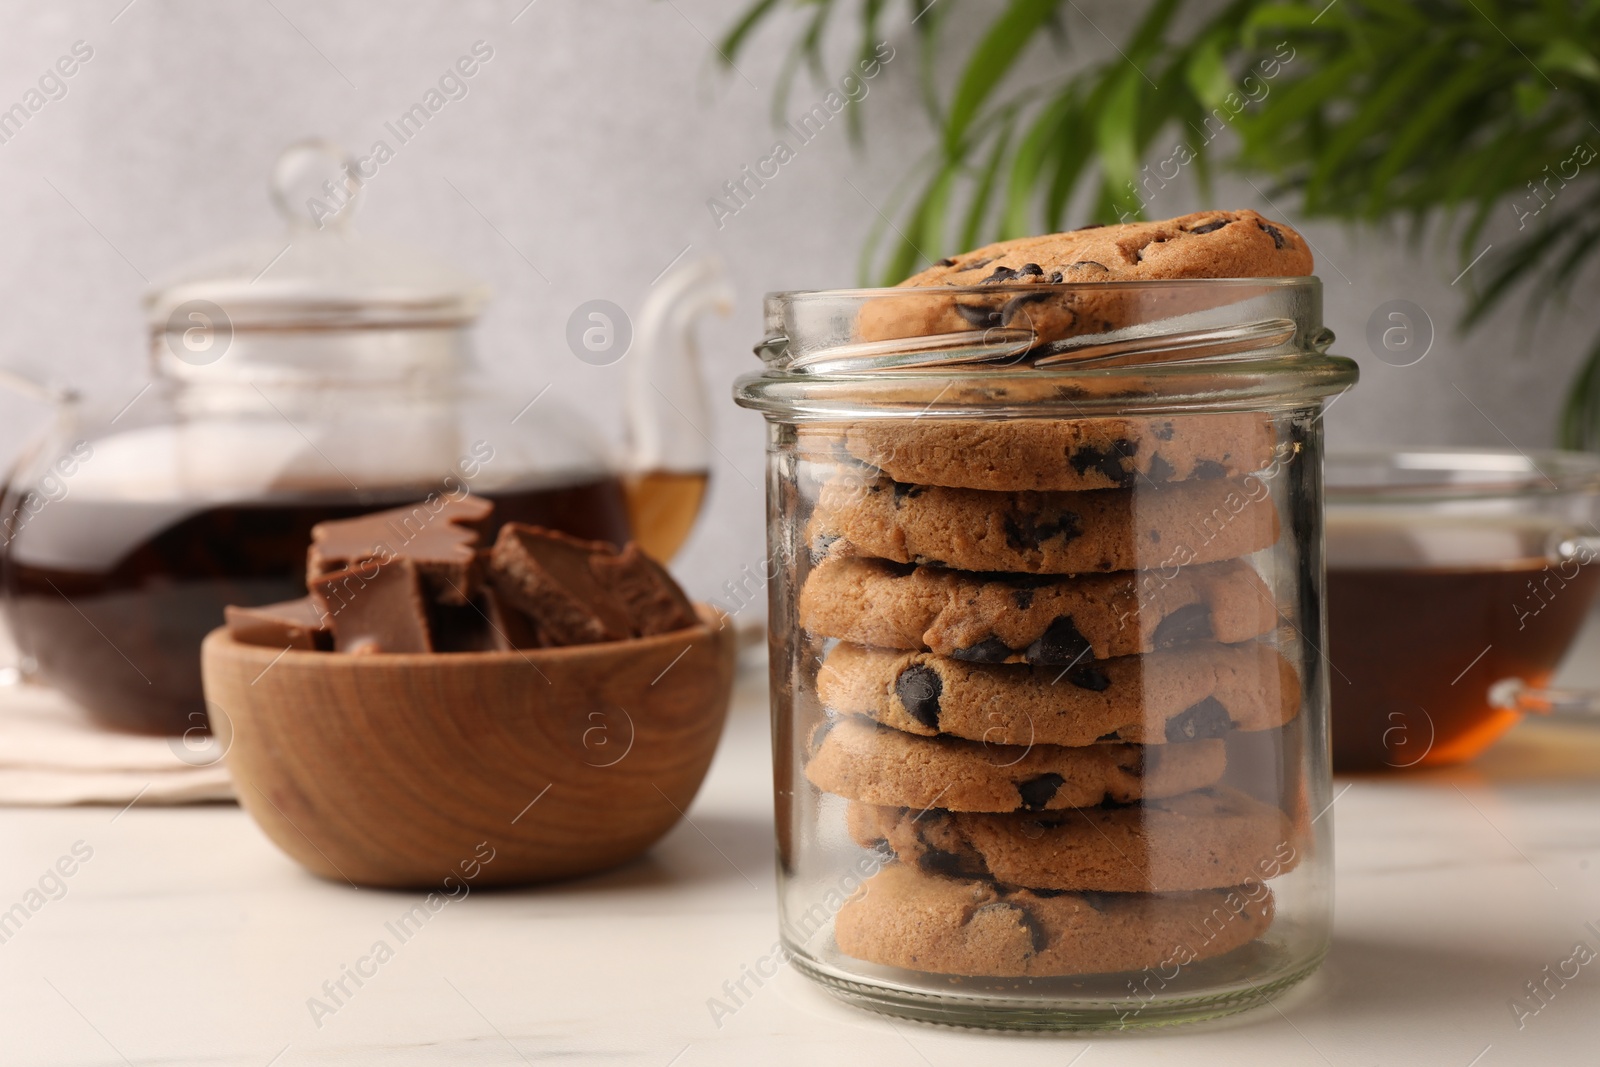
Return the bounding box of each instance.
[224,597,330,651]
[308,557,432,654]
[487,525,635,645]
[590,542,698,636]
[482,587,543,651]
[894,664,943,730]
[309,494,492,605]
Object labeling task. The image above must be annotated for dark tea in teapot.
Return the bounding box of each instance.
[2,476,631,735]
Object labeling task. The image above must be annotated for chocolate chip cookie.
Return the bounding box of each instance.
[847,786,1298,892]
[817,641,1299,746]
[806,716,1226,811]
[833,864,1276,978]
[810,473,1279,574]
[836,412,1277,493]
[798,554,1277,664]
[856,209,1312,348]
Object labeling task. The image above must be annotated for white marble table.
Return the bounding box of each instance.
[2,659,1599,1067]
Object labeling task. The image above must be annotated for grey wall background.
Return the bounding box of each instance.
[0,0,1593,607]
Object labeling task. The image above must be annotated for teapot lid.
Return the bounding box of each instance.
[144,139,490,332]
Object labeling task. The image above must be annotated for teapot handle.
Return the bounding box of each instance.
[0,366,76,406]
[623,256,733,475]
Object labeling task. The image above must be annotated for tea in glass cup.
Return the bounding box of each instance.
[1325,449,1600,770]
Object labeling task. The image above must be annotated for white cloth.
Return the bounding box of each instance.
[0,680,234,806]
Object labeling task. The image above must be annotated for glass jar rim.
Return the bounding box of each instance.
[1327,447,1600,502]
[738,276,1355,418]
[766,276,1317,302]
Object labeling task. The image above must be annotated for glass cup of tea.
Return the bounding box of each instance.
[1325,448,1600,771]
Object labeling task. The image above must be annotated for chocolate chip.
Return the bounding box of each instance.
[1149,530,1161,543]
[951,637,1014,663]
[980,265,1020,284]
[936,257,956,267]
[1152,603,1213,648]
[1018,262,1044,277]
[961,257,994,272]
[970,901,1048,952]
[1000,572,1058,589]
[1012,587,1035,610]
[1068,440,1138,486]
[1258,221,1286,249]
[1115,749,1145,776]
[808,716,839,754]
[1000,291,1050,325]
[1070,223,1106,231]
[920,847,987,880]
[889,480,923,507]
[1096,730,1122,741]
[1025,616,1092,665]
[894,665,943,729]
[1047,270,1063,283]
[1187,220,1230,235]
[1002,509,1084,551]
[953,302,1002,328]
[1066,664,1112,691]
[1077,891,1119,914]
[1165,696,1234,742]
[1067,260,1109,272]
[1193,459,1227,479]
[1153,421,1175,441]
[1146,453,1175,482]
[1002,515,1030,551]
[1016,773,1065,811]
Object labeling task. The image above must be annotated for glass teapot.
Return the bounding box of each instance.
[0,140,727,735]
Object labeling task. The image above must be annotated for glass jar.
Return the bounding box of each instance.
[735,278,1357,1029]
[1,141,718,735]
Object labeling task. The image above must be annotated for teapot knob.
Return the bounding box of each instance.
[270,138,363,232]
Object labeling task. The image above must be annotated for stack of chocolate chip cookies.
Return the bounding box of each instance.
[795,407,1304,979]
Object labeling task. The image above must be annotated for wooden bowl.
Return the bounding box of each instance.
[200,604,736,888]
